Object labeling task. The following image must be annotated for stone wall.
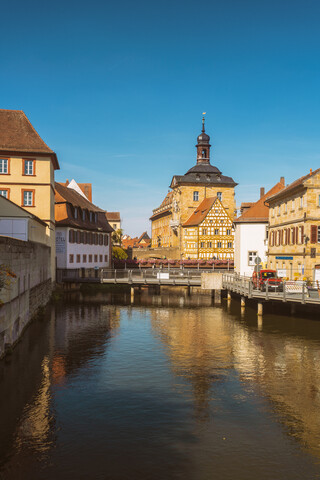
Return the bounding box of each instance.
[133,246,180,260]
[0,236,52,358]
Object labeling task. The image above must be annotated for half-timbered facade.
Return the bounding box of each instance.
[182,197,234,259]
[150,117,237,258]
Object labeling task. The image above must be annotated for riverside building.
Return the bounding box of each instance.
[0,109,59,281]
[266,169,320,281]
[150,118,237,259]
[55,181,113,279]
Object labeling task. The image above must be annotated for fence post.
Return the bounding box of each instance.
[100,269,103,283]
[265,280,269,300]
[302,281,306,304]
[283,281,286,302]
[114,269,117,283]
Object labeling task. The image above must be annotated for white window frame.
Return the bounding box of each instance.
[248,251,257,266]
[0,159,8,174]
[24,160,34,175]
[217,192,222,201]
[0,190,8,198]
[193,191,199,201]
[23,191,33,206]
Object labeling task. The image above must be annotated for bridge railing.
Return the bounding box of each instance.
[222,273,320,303]
[100,268,214,283]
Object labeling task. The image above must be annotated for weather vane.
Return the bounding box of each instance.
[202,112,206,131]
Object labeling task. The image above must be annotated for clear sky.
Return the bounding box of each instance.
[1,0,320,236]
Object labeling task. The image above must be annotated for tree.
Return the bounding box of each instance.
[112,246,128,260]
[112,228,123,246]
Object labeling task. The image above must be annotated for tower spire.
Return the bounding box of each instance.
[202,112,206,133]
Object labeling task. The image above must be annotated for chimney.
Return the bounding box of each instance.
[310,168,313,175]
[280,176,285,185]
[260,187,265,198]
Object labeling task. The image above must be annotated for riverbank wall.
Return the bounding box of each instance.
[0,236,52,359]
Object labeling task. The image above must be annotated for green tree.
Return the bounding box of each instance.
[112,228,123,246]
[112,246,128,260]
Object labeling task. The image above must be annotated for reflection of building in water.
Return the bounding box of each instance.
[232,323,320,458]
[150,307,234,421]
[151,303,320,458]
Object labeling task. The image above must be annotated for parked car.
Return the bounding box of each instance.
[252,269,283,292]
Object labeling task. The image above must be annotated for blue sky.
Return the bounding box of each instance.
[1,0,320,235]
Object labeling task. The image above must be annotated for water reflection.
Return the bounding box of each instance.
[0,292,320,479]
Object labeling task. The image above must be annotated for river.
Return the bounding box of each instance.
[1,289,320,479]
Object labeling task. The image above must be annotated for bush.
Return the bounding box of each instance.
[112,247,128,260]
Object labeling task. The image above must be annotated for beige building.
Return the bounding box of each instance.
[266,168,320,281]
[150,118,237,258]
[182,196,234,259]
[0,110,59,280]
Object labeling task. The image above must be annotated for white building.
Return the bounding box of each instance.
[234,181,285,276]
[55,181,113,276]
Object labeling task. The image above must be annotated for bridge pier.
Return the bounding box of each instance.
[241,296,245,307]
[131,287,134,302]
[257,302,263,316]
[227,291,231,301]
[257,316,263,330]
[213,289,221,305]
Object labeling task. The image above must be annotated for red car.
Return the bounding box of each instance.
[252,269,283,291]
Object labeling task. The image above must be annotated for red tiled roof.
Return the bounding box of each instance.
[138,231,150,243]
[182,197,217,227]
[265,168,320,203]
[106,212,121,222]
[0,109,59,170]
[55,182,113,232]
[234,181,286,223]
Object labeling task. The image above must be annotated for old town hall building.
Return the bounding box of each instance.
[150,118,237,259]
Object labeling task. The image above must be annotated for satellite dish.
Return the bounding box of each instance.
[254,256,261,265]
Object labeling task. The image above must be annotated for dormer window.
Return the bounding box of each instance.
[94,213,98,223]
[74,207,78,219]
[82,209,86,221]
[89,211,93,222]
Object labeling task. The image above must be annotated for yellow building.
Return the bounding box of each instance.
[150,117,237,258]
[266,168,320,281]
[183,196,234,259]
[0,110,59,280]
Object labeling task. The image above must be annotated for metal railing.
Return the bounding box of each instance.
[100,268,215,285]
[222,273,320,304]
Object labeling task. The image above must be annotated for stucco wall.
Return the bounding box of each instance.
[0,236,52,358]
[234,223,268,276]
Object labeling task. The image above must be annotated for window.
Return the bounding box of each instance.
[318,226,320,243]
[99,255,103,262]
[217,241,222,248]
[202,148,206,158]
[207,241,212,248]
[99,234,103,245]
[217,192,222,200]
[318,195,320,207]
[226,229,231,235]
[228,242,232,248]
[248,251,257,266]
[202,228,207,235]
[104,234,109,246]
[113,223,117,229]
[69,230,74,243]
[214,229,219,235]
[94,213,98,222]
[0,189,9,198]
[74,207,78,219]
[104,255,108,262]
[200,242,205,248]
[94,254,98,262]
[0,158,9,174]
[22,190,34,206]
[23,159,34,175]
[89,254,92,263]
[69,254,74,263]
[82,210,86,221]
[284,202,287,213]
[83,254,87,263]
[76,254,81,263]
[292,199,295,211]
[193,191,199,201]
[300,196,303,208]
[89,211,93,222]
[278,205,281,215]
